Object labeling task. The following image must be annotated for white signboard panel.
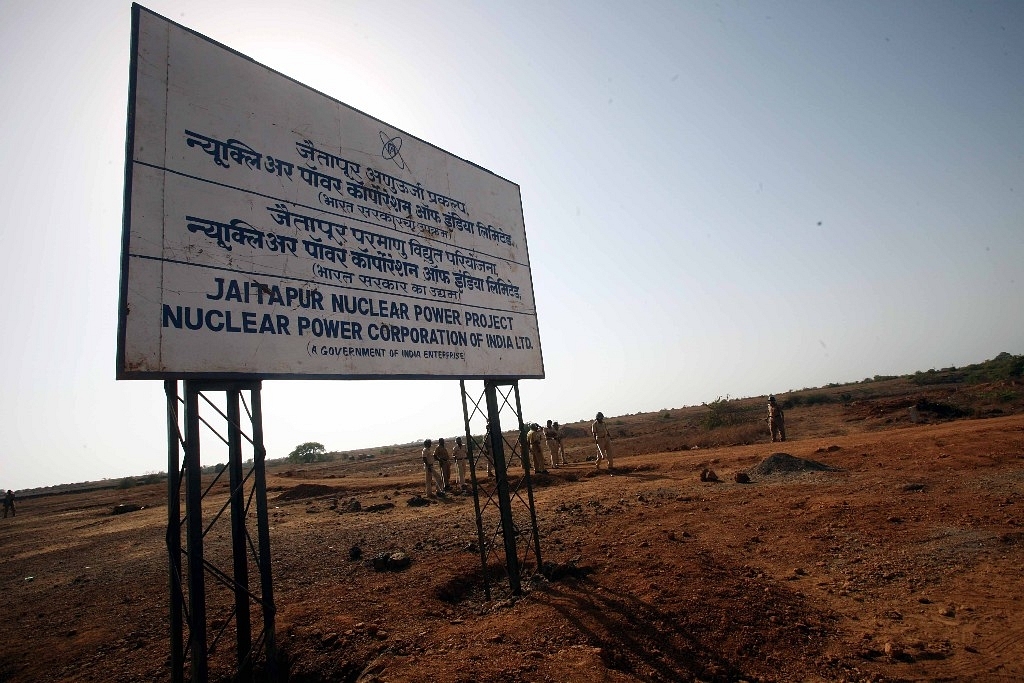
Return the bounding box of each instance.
[118,5,543,380]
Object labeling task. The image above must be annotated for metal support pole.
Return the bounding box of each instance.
[485,380,522,595]
[251,384,279,680]
[460,380,492,600]
[182,381,208,683]
[513,382,543,572]
[165,380,184,683]
[166,380,277,681]
[226,389,252,678]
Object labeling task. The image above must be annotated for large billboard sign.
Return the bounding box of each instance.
[117,5,543,380]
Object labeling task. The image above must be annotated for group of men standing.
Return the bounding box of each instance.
[421,411,618,496]
[525,413,614,471]
[524,413,614,473]
[526,420,567,473]
[419,395,790,497]
[421,436,472,498]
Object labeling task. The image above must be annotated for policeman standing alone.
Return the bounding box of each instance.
[767,395,787,443]
[592,412,614,470]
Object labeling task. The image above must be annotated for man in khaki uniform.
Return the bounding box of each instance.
[433,437,452,492]
[553,421,567,465]
[527,423,548,473]
[421,439,444,497]
[544,420,562,468]
[452,436,468,491]
[592,412,614,470]
[767,395,786,442]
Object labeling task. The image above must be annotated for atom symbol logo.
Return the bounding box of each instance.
[380,131,406,170]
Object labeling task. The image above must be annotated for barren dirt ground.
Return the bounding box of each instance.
[2,410,1023,682]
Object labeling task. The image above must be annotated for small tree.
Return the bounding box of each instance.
[289,441,326,464]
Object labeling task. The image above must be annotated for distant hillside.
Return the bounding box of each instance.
[14,353,1022,495]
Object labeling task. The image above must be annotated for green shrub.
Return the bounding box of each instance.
[703,395,758,431]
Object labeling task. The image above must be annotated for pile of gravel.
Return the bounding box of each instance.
[749,452,836,477]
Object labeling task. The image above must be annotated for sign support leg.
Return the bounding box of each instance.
[485,380,522,595]
[167,380,276,681]
[166,380,185,683]
[182,381,209,682]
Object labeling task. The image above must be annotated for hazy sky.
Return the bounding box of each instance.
[1,1,1021,490]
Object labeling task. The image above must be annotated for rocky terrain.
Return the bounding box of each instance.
[2,363,1023,682]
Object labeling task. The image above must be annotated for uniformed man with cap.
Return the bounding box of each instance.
[767,395,786,443]
[592,412,614,470]
[452,436,468,491]
[553,421,567,465]
[527,423,548,473]
[421,439,444,497]
[544,420,561,468]
[433,437,452,491]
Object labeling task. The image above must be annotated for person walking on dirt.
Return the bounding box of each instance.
[3,490,15,518]
[592,412,614,470]
[433,438,452,492]
[544,420,561,468]
[767,395,786,442]
[421,439,444,497]
[452,436,468,491]
[527,423,548,473]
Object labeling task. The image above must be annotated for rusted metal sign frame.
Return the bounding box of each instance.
[460,379,543,599]
[166,380,278,682]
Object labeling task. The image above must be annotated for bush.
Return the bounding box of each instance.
[962,352,1024,383]
[703,396,757,431]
